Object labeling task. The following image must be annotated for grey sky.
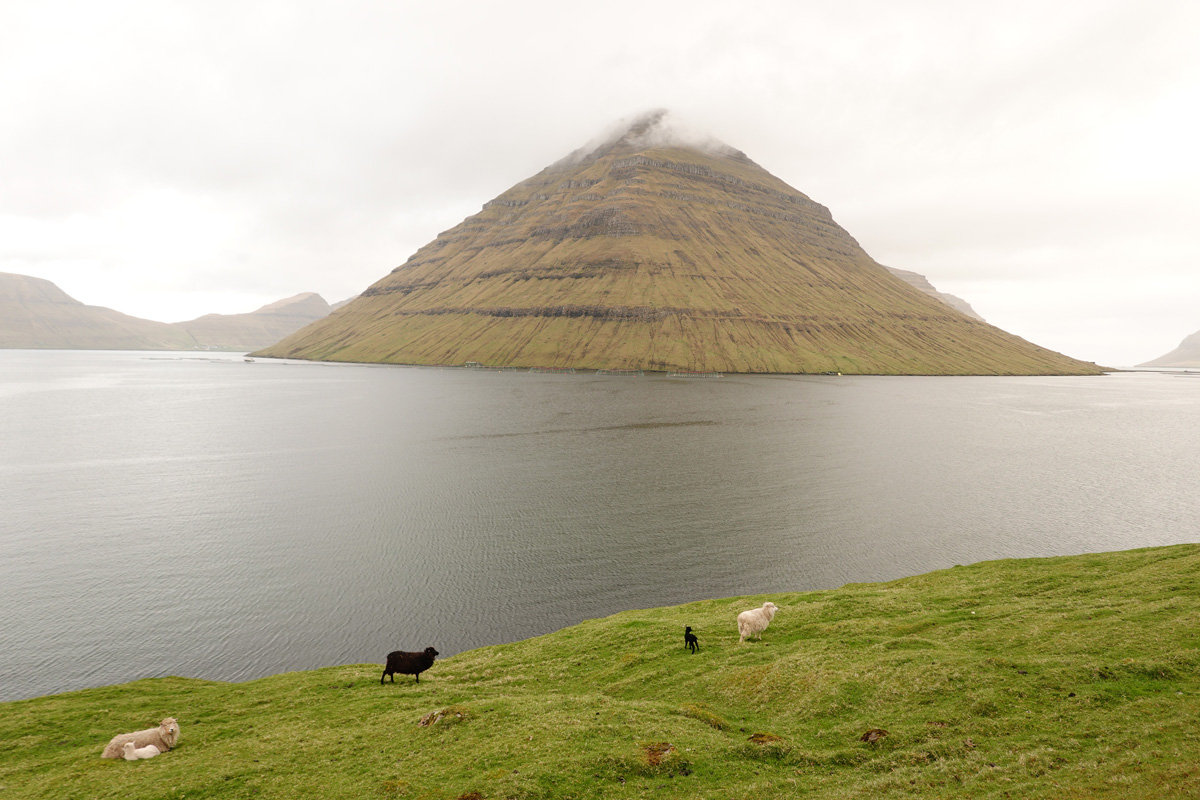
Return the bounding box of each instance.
[3,0,1198,366]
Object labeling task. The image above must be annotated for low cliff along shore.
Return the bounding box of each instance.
[3,544,1197,799]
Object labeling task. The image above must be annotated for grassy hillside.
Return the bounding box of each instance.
[3,545,1197,799]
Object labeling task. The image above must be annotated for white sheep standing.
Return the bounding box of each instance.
[122,742,161,761]
[737,601,778,642]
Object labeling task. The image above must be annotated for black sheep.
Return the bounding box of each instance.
[381,646,439,684]
[684,626,699,654]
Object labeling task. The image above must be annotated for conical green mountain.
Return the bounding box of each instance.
[258,111,1102,375]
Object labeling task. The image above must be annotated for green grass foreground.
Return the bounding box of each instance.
[4,546,1199,799]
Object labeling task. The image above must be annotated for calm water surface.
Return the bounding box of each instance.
[2,350,1197,701]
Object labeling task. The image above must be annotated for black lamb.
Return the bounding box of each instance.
[381,646,439,684]
[684,626,699,654]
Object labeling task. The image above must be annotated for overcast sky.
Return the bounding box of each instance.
[4,0,1198,366]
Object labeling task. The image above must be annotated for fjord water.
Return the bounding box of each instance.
[2,351,1197,702]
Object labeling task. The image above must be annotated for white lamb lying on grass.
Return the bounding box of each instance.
[100,717,179,759]
[122,742,161,760]
[737,601,778,642]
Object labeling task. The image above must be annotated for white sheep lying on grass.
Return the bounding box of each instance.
[101,717,179,759]
[737,601,778,642]
[122,742,161,760]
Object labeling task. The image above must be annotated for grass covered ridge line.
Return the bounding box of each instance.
[3,545,1198,799]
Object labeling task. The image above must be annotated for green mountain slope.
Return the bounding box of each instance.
[2,545,1197,799]
[257,111,1103,375]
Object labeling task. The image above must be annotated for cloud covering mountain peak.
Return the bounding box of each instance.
[553,109,751,168]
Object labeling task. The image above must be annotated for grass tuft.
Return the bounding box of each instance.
[678,702,731,730]
[417,705,471,728]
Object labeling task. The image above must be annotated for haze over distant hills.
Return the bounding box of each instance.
[1139,330,1200,368]
[0,271,339,351]
[174,293,338,351]
[258,110,1100,375]
[884,267,984,322]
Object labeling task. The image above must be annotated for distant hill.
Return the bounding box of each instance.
[257,110,1101,375]
[883,267,985,322]
[175,293,333,350]
[0,272,333,351]
[0,272,198,350]
[1139,330,1200,368]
